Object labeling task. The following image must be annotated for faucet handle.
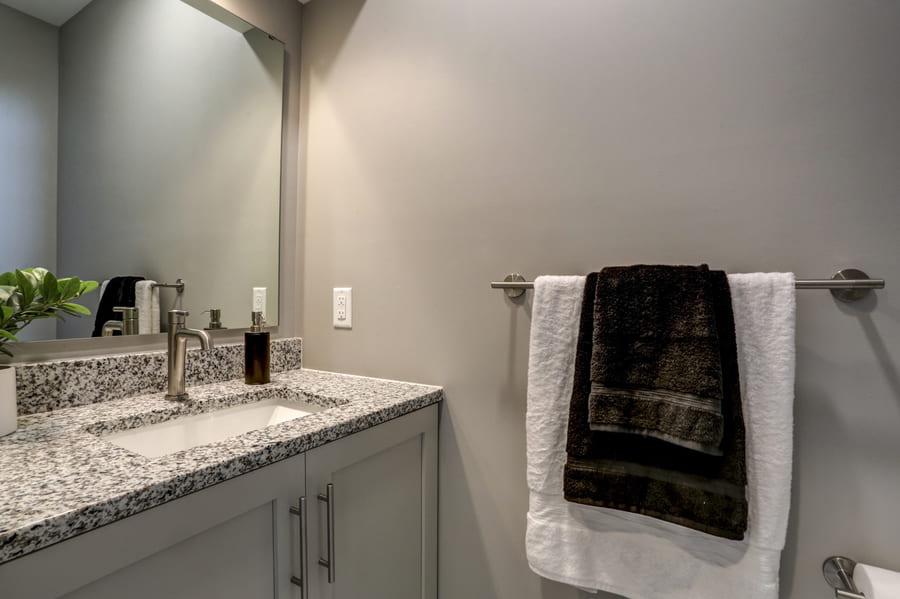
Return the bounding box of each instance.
[168,309,189,327]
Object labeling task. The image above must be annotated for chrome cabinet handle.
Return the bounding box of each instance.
[317,483,335,583]
[289,496,308,598]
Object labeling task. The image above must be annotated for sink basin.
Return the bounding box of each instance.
[101,398,324,458]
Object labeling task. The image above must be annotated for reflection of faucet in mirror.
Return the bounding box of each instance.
[101,307,139,337]
[166,310,214,401]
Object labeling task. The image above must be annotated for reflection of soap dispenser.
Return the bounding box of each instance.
[244,311,270,384]
[203,308,226,330]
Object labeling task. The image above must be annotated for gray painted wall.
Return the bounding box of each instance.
[298,1,900,598]
[56,0,282,338]
[0,4,58,341]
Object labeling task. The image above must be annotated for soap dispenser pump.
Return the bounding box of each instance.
[244,311,270,384]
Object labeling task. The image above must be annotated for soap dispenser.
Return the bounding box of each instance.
[244,311,270,384]
[203,308,226,330]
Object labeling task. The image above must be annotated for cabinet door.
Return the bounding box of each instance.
[305,405,438,599]
[0,451,306,599]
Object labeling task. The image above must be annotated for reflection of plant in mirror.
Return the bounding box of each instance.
[0,268,99,356]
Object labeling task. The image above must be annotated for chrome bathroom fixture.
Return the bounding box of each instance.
[491,268,885,302]
[152,278,186,294]
[823,556,866,599]
[101,306,139,336]
[165,309,214,401]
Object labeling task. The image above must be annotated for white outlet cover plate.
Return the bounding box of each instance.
[333,287,352,329]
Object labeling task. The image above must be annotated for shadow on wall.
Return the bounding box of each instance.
[302,0,366,75]
[437,403,501,598]
[503,293,531,404]
[838,293,900,405]
[786,359,851,599]
[789,318,900,599]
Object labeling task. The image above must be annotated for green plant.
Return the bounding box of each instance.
[0,268,98,356]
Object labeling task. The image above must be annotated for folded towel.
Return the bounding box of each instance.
[567,270,747,539]
[91,276,145,337]
[588,264,727,454]
[135,280,160,335]
[526,272,795,598]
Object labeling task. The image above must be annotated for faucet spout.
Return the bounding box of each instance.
[176,327,213,350]
[166,310,215,401]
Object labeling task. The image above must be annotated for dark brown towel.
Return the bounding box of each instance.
[588,264,726,455]
[565,271,748,540]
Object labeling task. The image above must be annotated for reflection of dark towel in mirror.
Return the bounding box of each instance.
[565,272,748,540]
[91,276,145,337]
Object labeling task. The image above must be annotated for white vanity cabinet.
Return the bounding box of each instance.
[0,404,437,599]
[303,405,438,599]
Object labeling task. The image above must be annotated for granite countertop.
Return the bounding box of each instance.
[0,368,443,565]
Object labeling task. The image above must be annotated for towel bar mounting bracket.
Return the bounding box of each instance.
[501,273,526,298]
[828,269,875,303]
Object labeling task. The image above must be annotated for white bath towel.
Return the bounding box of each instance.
[525,273,796,599]
[134,280,160,335]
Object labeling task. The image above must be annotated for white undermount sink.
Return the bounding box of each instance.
[101,398,325,458]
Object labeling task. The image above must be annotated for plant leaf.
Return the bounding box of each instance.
[57,305,86,317]
[15,270,35,306]
[0,269,96,345]
[58,277,81,300]
[27,267,49,284]
[60,302,91,315]
[5,292,22,313]
[41,271,60,303]
[79,280,99,296]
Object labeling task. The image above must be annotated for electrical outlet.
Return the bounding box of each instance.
[253,287,266,321]
[333,288,352,329]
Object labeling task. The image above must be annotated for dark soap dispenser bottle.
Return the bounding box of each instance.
[245,311,270,384]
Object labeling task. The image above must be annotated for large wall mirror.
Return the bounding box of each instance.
[0,0,283,343]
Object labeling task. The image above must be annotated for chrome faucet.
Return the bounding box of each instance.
[166,309,213,401]
[102,306,139,337]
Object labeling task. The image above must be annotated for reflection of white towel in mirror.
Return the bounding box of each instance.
[135,281,160,335]
[98,280,109,305]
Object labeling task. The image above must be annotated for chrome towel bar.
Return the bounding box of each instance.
[491,268,884,303]
[151,278,185,294]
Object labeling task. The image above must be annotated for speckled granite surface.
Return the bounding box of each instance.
[15,337,303,415]
[0,368,442,565]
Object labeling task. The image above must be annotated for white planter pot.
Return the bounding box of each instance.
[0,366,16,437]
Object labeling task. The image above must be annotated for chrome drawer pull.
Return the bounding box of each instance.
[317,483,335,583]
[289,496,309,598]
